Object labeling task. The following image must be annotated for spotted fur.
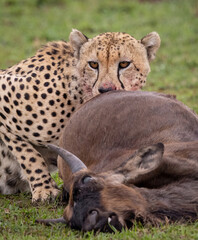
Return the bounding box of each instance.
[0,30,160,201]
[0,139,29,194]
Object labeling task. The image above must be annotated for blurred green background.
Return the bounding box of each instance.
[0,0,198,239]
[0,0,198,111]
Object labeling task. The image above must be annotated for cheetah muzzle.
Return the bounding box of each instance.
[0,29,160,202]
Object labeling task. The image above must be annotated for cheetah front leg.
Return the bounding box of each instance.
[0,132,60,202]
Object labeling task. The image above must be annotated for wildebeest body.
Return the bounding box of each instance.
[38,91,198,232]
[58,91,198,191]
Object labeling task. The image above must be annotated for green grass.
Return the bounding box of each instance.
[0,191,198,240]
[0,0,198,239]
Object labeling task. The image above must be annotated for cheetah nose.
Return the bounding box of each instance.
[98,87,114,93]
[98,85,117,94]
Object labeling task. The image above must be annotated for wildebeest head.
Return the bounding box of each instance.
[37,143,165,232]
[65,170,124,232]
[65,171,146,232]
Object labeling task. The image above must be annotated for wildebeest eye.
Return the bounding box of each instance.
[119,61,131,69]
[82,176,92,184]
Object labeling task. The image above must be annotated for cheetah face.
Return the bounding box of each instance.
[70,30,160,100]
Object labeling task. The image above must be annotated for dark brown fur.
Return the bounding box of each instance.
[53,91,198,232]
[58,91,198,189]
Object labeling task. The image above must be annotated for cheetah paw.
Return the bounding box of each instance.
[32,185,60,203]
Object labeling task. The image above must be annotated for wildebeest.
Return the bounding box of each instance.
[37,91,198,232]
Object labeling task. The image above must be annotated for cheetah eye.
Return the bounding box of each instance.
[119,61,131,69]
[88,61,99,70]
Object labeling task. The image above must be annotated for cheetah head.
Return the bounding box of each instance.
[69,29,160,99]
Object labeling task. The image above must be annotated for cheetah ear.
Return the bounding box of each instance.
[141,32,161,62]
[69,29,88,58]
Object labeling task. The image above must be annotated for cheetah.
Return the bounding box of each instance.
[0,29,160,201]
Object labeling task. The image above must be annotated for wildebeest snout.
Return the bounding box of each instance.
[82,210,123,232]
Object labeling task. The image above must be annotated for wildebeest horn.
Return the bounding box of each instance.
[48,144,87,173]
[36,217,66,226]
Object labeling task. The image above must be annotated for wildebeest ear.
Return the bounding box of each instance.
[134,142,164,169]
[141,32,161,61]
[123,143,164,184]
[69,29,88,58]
